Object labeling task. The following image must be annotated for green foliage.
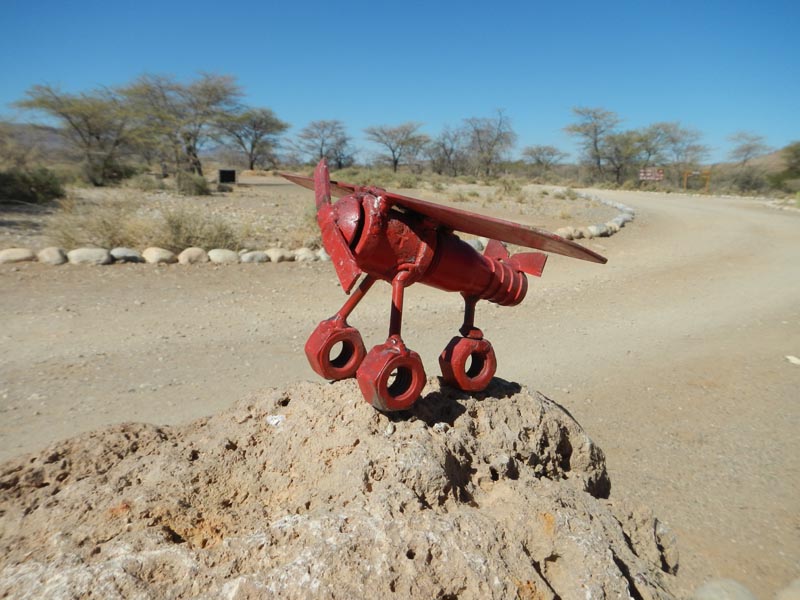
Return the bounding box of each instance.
[0,167,65,204]
[176,172,211,196]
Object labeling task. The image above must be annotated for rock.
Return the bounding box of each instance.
[208,249,240,264]
[575,227,591,239]
[178,247,209,265]
[555,226,575,240]
[240,251,269,263]
[265,247,295,263]
[67,248,113,265]
[0,248,36,264]
[142,247,177,264]
[776,579,800,600]
[293,247,317,262]
[317,248,331,262]
[36,247,67,265]
[587,224,610,238]
[692,579,756,600]
[110,247,143,263]
[604,222,620,234]
[0,379,678,600]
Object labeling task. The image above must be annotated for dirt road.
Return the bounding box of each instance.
[1,189,798,596]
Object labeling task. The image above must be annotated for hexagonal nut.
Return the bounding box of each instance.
[439,336,497,392]
[304,319,365,380]
[357,340,426,412]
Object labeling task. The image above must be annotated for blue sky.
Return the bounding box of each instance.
[1,0,797,163]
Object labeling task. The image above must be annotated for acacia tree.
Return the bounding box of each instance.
[601,131,641,185]
[294,120,353,168]
[521,144,568,175]
[15,85,134,185]
[215,108,288,170]
[661,122,708,184]
[564,107,620,179]
[463,110,516,177]
[124,73,242,176]
[364,122,428,172]
[727,131,771,192]
[426,126,468,176]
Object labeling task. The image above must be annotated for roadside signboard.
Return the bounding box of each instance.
[639,167,665,181]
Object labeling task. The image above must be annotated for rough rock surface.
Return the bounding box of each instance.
[0,379,678,600]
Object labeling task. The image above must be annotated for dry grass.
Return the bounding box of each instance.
[46,196,245,252]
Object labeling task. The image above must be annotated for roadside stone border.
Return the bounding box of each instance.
[0,192,636,266]
[0,245,332,266]
[552,190,636,240]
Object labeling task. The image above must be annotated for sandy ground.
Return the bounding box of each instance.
[1,185,799,596]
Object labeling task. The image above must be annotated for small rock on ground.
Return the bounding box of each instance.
[67,248,113,265]
[178,247,209,265]
[142,247,177,264]
[36,247,67,265]
[0,248,36,264]
[208,249,240,264]
[240,251,269,263]
[266,247,294,263]
[110,247,143,263]
[293,247,317,262]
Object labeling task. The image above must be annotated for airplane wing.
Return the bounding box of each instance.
[279,173,607,264]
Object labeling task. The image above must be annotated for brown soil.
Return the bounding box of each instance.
[1,183,799,596]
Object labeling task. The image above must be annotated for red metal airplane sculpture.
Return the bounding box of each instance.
[282,160,606,412]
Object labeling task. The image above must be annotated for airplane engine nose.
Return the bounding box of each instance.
[333,195,362,247]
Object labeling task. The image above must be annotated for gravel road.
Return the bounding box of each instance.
[1,188,798,596]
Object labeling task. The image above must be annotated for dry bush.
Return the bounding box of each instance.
[46,197,244,251]
[153,208,241,252]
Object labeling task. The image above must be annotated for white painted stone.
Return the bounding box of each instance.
[110,247,143,263]
[317,248,331,262]
[240,251,269,263]
[208,249,240,264]
[142,247,177,264]
[265,248,295,263]
[67,248,113,265]
[555,227,575,240]
[178,247,209,265]
[36,247,67,265]
[0,248,36,264]
[293,247,317,262]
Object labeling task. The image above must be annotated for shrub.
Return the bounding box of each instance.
[46,199,243,252]
[0,167,65,204]
[176,172,211,196]
[156,208,241,252]
[126,173,166,192]
[395,173,418,188]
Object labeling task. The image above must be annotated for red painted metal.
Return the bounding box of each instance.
[281,160,607,411]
